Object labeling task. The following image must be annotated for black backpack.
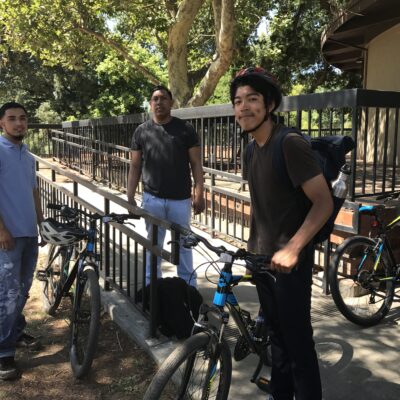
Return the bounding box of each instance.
[139,277,203,339]
[246,126,355,243]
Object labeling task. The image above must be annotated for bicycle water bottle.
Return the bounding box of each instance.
[332,164,351,199]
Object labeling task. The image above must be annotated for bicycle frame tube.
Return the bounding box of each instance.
[373,241,385,272]
[212,263,243,307]
[59,223,99,297]
[211,264,260,354]
[386,215,400,231]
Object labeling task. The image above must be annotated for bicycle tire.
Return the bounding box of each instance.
[143,332,232,400]
[41,244,66,315]
[70,266,101,378]
[329,236,395,326]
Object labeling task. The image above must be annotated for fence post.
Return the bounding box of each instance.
[149,224,158,337]
[210,172,216,237]
[104,198,111,291]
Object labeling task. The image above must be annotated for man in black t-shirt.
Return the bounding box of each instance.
[231,68,333,400]
[127,85,204,287]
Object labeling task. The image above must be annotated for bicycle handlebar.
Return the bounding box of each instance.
[171,223,271,274]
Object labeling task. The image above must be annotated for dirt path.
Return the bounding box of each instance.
[0,261,157,400]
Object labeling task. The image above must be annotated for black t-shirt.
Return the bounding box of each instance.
[131,117,200,200]
[244,124,321,255]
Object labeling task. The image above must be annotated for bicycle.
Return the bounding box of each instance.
[36,203,139,378]
[329,193,400,326]
[143,224,273,400]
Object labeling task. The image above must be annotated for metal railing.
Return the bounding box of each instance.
[35,155,179,337]
[52,89,400,200]
[44,89,400,246]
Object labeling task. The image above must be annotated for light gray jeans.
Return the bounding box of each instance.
[0,237,38,358]
[142,192,197,287]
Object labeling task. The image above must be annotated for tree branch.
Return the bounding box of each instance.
[73,23,161,85]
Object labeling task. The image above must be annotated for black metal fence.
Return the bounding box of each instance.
[36,156,180,337]
[45,88,400,244]
[53,89,400,197]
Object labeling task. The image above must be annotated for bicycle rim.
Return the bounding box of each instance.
[330,236,394,326]
[70,267,100,378]
[144,333,231,400]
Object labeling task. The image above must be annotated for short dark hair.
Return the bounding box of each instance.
[0,102,28,119]
[150,85,172,100]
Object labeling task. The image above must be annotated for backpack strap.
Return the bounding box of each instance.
[272,126,307,187]
[244,126,305,185]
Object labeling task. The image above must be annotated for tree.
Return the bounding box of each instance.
[0,48,154,119]
[1,1,361,114]
[0,0,249,107]
[234,0,361,96]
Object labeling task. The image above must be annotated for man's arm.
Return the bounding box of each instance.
[271,174,333,273]
[0,215,14,250]
[127,150,142,206]
[188,146,205,215]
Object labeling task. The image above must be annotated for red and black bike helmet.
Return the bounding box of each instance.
[230,67,282,112]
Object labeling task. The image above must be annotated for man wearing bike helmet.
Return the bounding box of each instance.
[0,102,44,380]
[231,68,333,400]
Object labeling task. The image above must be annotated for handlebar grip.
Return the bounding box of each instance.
[171,223,192,237]
[47,203,63,210]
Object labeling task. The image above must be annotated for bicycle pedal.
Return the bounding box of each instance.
[233,335,251,361]
[255,376,272,393]
[36,270,48,282]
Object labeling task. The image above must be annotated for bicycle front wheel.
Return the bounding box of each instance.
[143,332,232,400]
[70,265,101,378]
[329,236,395,326]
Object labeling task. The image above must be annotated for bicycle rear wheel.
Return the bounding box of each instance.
[41,244,67,315]
[143,332,232,400]
[329,236,395,326]
[70,266,101,378]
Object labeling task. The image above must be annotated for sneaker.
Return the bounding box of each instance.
[16,333,41,350]
[0,357,20,380]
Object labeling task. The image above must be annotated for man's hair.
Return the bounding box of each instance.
[0,102,28,119]
[150,85,173,100]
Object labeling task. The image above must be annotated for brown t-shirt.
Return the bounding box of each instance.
[244,124,321,255]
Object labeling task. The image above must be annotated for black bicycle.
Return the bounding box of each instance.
[329,193,400,326]
[143,224,273,400]
[36,203,139,378]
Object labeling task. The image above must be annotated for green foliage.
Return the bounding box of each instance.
[0,0,362,119]
[206,71,232,105]
[233,0,361,95]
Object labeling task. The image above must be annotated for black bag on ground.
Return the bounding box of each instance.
[246,126,355,243]
[138,277,203,339]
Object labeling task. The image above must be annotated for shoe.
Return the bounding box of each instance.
[0,357,20,380]
[16,333,41,350]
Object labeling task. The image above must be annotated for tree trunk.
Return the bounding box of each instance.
[187,0,235,107]
[167,0,205,107]
[168,0,235,107]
